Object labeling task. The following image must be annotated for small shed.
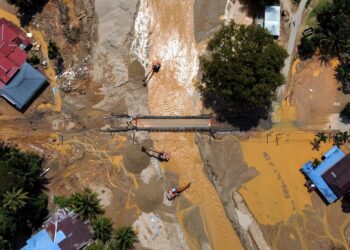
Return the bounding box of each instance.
[264,6,281,37]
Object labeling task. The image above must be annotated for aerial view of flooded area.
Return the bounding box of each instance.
[1,0,350,249]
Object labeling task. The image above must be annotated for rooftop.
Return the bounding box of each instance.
[264,6,280,37]
[301,146,350,203]
[21,209,93,250]
[0,18,31,85]
[0,18,47,110]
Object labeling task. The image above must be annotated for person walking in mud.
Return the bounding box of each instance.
[143,61,161,86]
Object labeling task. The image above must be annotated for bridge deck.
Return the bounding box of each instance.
[135,118,211,128]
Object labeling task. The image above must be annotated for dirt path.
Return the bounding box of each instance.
[144,0,243,249]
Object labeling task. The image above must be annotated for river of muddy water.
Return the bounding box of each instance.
[139,0,243,249]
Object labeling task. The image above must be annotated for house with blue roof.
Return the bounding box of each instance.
[21,208,93,250]
[301,146,350,204]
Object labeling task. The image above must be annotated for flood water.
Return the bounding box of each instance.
[143,0,243,249]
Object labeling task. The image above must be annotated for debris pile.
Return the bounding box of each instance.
[58,56,90,92]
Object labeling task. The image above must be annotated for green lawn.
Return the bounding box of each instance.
[307,0,332,26]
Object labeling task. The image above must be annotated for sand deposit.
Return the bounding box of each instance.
[123,143,151,174]
[135,177,164,212]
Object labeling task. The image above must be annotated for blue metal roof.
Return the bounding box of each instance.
[21,229,61,250]
[0,62,47,109]
[301,146,345,203]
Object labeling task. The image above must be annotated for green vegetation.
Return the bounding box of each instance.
[333,131,350,146]
[340,103,350,121]
[312,158,321,167]
[307,0,331,25]
[311,132,328,150]
[114,226,138,250]
[54,189,137,249]
[336,54,350,93]
[301,0,350,93]
[48,40,59,60]
[298,36,317,59]
[314,0,350,58]
[28,54,40,65]
[92,217,113,243]
[85,241,106,250]
[86,226,138,250]
[48,40,64,74]
[0,141,48,248]
[200,22,288,129]
[54,188,103,220]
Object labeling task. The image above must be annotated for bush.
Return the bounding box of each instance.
[54,195,71,208]
[48,40,59,60]
[340,103,350,121]
[298,36,316,59]
[28,54,40,65]
[336,60,350,94]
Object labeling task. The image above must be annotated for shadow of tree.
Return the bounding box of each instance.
[8,0,48,26]
[341,193,350,213]
[203,92,271,131]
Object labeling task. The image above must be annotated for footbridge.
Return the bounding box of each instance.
[102,114,236,132]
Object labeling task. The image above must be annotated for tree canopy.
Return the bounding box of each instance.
[201,22,287,129]
[92,217,113,243]
[314,0,350,57]
[340,102,350,121]
[0,141,48,249]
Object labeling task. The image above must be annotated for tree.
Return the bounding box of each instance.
[92,217,113,243]
[3,188,28,213]
[114,226,137,250]
[336,56,350,93]
[85,241,106,250]
[0,141,48,247]
[333,131,349,146]
[201,22,287,129]
[340,103,350,121]
[316,132,328,143]
[312,158,321,167]
[314,0,350,58]
[54,195,71,208]
[69,188,103,221]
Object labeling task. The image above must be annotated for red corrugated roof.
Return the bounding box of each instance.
[0,18,31,86]
[8,47,27,66]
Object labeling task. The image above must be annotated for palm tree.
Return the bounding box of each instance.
[3,187,28,212]
[69,188,103,221]
[341,131,350,143]
[316,132,328,143]
[333,131,344,146]
[311,138,321,151]
[114,226,138,250]
[92,217,113,243]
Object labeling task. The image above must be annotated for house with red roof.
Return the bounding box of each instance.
[0,18,47,109]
